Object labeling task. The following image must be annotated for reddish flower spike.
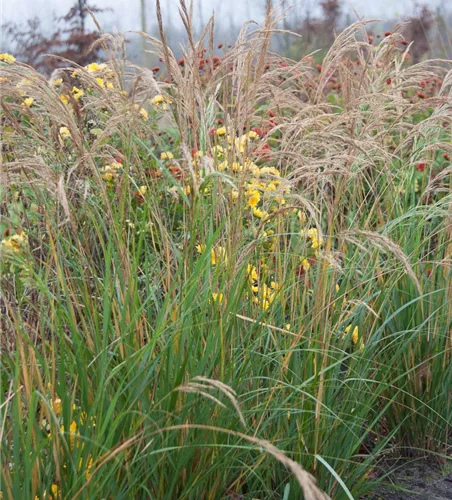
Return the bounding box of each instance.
[416,162,426,172]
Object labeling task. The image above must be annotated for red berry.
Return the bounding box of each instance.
[384,31,391,37]
[386,77,392,85]
[316,64,322,72]
[177,58,185,66]
[401,40,408,45]
[151,66,160,73]
[443,153,451,161]
[217,43,223,49]
[417,92,426,99]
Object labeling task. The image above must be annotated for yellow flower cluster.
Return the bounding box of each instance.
[160,151,174,160]
[133,104,148,120]
[1,232,28,254]
[101,162,122,182]
[59,126,71,139]
[300,227,323,250]
[85,62,109,73]
[151,94,173,110]
[72,86,85,101]
[215,129,260,153]
[345,324,359,345]
[22,97,34,108]
[196,244,227,265]
[247,264,279,310]
[0,53,16,64]
[211,292,224,304]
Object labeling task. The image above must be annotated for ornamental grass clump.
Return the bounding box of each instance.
[1,2,451,499]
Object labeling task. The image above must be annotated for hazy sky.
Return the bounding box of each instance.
[1,0,450,34]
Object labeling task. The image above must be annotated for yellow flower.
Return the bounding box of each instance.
[51,484,59,498]
[0,77,8,83]
[139,107,148,120]
[196,244,206,254]
[59,126,71,139]
[211,293,224,304]
[85,62,102,72]
[0,53,16,64]
[50,78,63,86]
[261,299,270,310]
[253,207,264,218]
[297,210,307,224]
[138,185,147,196]
[22,97,34,108]
[211,246,226,265]
[300,258,310,271]
[247,190,261,208]
[101,163,121,182]
[160,151,174,160]
[231,190,239,201]
[106,81,114,89]
[85,63,100,72]
[218,161,229,171]
[85,456,93,480]
[60,95,69,105]
[61,420,79,448]
[248,130,259,140]
[183,185,191,195]
[211,145,224,158]
[247,264,258,282]
[71,86,84,101]
[345,325,359,345]
[52,398,63,415]
[95,77,105,88]
[151,94,172,110]
[216,127,227,136]
[1,233,28,253]
[301,228,324,250]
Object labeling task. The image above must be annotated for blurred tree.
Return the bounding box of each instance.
[403,4,434,63]
[2,0,107,76]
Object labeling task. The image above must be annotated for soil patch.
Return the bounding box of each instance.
[369,460,452,500]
